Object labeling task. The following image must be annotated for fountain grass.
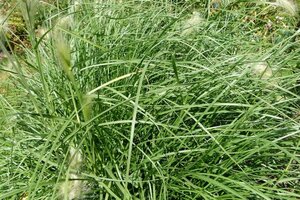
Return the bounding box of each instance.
[0,0,300,199]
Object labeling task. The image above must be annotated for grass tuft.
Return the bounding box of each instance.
[1,0,300,199]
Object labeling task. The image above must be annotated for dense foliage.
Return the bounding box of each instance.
[0,0,300,199]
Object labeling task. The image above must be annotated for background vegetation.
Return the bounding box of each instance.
[0,0,300,199]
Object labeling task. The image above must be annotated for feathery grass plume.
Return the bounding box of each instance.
[59,147,85,200]
[82,94,93,121]
[54,33,75,83]
[60,173,84,200]
[72,0,83,12]
[35,27,50,40]
[251,61,273,79]
[54,15,75,82]
[69,146,83,169]
[250,61,280,89]
[56,15,74,30]
[181,11,204,36]
[268,0,299,16]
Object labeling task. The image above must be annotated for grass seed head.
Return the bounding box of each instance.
[54,34,74,81]
[69,147,83,170]
[182,11,204,36]
[59,174,84,200]
[272,0,298,16]
[73,0,83,12]
[251,61,273,79]
[35,27,50,40]
[56,15,74,30]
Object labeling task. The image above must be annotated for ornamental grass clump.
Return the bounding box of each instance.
[1,0,300,199]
